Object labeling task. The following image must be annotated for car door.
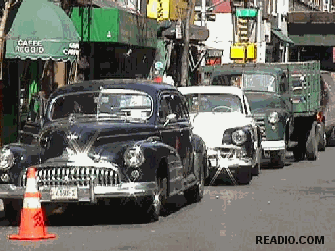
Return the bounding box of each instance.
[168,93,193,179]
[157,92,184,194]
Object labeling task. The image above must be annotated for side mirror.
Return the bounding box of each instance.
[164,113,177,127]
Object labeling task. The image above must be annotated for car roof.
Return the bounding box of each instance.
[49,79,177,100]
[178,86,244,97]
[209,66,284,77]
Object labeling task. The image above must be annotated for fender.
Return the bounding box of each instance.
[191,134,206,153]
[0,143,43,185]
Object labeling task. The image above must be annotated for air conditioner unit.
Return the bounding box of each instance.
[264,22,271,43]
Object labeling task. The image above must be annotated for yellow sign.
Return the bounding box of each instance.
[147,0,195,22]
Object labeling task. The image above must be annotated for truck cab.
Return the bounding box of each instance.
[203,60,322,165]
[209,67,292,167]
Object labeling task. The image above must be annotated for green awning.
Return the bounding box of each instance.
[70,7,157,48]
[271,28,295,47]
[5,0,80,62]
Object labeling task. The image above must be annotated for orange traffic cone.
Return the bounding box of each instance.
[9,167,56,240]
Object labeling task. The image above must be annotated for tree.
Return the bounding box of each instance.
[0,0,15,147]
[179,0,195,87]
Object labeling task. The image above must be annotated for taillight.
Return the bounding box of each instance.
[316,111,324,122]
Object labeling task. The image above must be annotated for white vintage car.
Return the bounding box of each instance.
[179,86,262,185]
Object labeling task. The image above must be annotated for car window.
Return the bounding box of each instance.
[184,93,243,113]
[158,93,188,123]
[49,90,153,122]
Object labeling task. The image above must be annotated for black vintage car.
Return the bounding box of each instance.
[0,80,208,223]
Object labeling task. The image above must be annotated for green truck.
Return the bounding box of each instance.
[201,61,328,166]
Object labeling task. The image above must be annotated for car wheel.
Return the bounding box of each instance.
[3,199,22,226]
[184,165,204,204]
[306,122,318,161]
[252,161,261,176]
[252,150,262,176]
[143,177,167,222]
[236,166,251,185]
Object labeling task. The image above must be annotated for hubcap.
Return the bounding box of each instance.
[152,193,161,216]
[198,170,204,198]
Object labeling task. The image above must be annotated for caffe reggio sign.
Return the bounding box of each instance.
[15,40,79,56]
[16,40,45,54]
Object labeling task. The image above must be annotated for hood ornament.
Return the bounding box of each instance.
[67,133,79,141]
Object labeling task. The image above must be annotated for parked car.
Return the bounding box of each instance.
[179,86,262,185]
[0,80,208,223]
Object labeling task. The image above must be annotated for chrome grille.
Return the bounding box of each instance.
[21,166,120,187]
[209,148,234,159]
[256,119,266,140]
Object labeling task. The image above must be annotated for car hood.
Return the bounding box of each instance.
[41,119,156,161]
[191,112,252,148]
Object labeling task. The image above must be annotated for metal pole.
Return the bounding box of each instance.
[200,0,206,84]
[256,0,262,63]
[201,0,206,26]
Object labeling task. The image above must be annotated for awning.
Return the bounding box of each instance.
[70,7,157,48]
[5,0,80,62]
[271,28,295,47]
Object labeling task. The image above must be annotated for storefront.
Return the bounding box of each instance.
[1,0,79,145]
[69,7,158,80]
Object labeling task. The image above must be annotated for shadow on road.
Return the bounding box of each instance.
[0,194,191,227]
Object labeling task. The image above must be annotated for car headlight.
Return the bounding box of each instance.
[231,130,247,145]
[124,146,145,168]
[268,112,279,124]
[0,148,15,170]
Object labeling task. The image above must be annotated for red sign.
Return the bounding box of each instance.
[206,57,222,66]
[333,47,335,63]
[211,0,231,13]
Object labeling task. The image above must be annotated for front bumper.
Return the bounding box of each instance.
[207,145,252,174]
[261,140,285,151]
[0,182,157,203]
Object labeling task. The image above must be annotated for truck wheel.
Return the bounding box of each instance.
[270,150,285,168]
[3,199,22,226]
[293,148,304,161]
[317,123,326,151]
[306,122,318,161]
[326,127,335,146]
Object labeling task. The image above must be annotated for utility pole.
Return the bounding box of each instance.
[180,0,195,87]
[256,0,263,63]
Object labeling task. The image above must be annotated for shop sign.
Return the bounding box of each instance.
[206,57,221,66]
[333,47,335,63]
[63,43,80,56]
[15,40,45,54]
[207,49,223,57]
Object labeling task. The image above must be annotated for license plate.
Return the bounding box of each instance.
[51,187,78,200]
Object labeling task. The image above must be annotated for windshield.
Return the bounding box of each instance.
[212,73,276,92]
[245,93,283,112]
[49,89,153,122]
[184,93,243,113]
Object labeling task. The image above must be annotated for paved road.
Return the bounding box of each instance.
[0,149,334,250]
